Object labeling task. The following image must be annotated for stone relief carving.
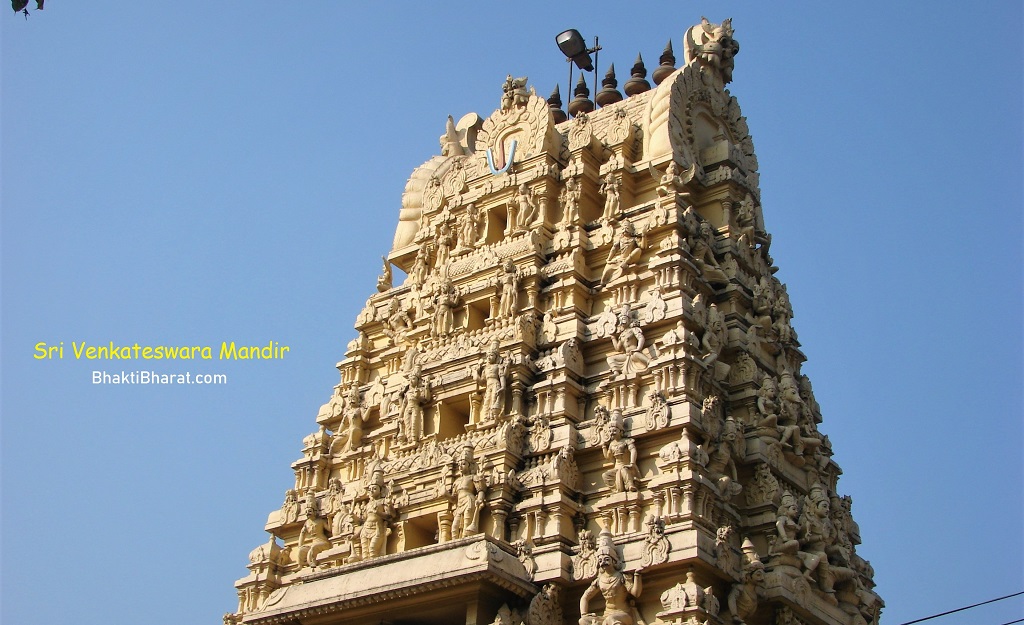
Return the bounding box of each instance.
[705,417,743,501]
[606,306,653,378]
[601,220,647,285]
[473,340,509,422]
[495,259,520,319]
[745,462,779,507]
[579,530,644,625]
[727,553,764,625]
[296,495,330,569]
[572,528,598,581]
[598,407,641,493]
[640,516,670,567]
[396,367,431,445]
[560,177,581,226]
[683,17,740,84]
[349,467,395,562]
[525,583,563,625]
[644,391,670,430]
[446,443,489,538]
[599,174,621,222]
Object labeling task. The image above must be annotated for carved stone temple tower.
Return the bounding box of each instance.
[228,17,882,625]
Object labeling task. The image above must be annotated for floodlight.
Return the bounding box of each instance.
[556,29,594,72]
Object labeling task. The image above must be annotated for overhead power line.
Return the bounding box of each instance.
[898,591,1024,625]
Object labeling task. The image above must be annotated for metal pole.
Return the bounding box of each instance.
[592,36,600,106]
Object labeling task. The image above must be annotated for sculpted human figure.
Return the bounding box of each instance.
[514,184,538,230]
[397,369,431,444]
[700,303,726,373]
[579,532,643,625]
[654,161,693,203]
[432,280,460,337]
[377,255,392,292]
[599,174,621,221]
[383,297,413,347]
[561,177,581,225]
[323,478,352,536]
[606,308,651,377]
[735,195,756,249]
[450,444,487,538]
[456,203,483,253]
[706,417,743,500]
[601,409,640,493]
[338,385,364,453]
[411,241,432,287]
[601,220,646,284]
[727,559,764,624]
[435,221,455,269]
[755,377,779,429]
[296,499,330,569]
[774,491,820,577]
[474,341,508,420]
[353,470,393,560]
[800,483,836,593]
[496,259,519,319]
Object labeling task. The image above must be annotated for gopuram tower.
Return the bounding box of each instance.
[228,18,882,625]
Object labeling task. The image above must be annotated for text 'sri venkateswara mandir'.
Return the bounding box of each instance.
[228,17,882,625]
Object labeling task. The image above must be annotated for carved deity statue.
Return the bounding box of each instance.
[511,183,538,232]
[579,531,644,625]
[561,177,581,225]
[432,280,460,338]
[296,498,330,569]
[706,417,743,501]
[496,259,520,319]
[456,203,483,254]
[397,369,431,445]
[474,341,508,421]
[599,408,640,493]
[377,255,393,292]
[323,478,352,537]
[435,221,455,270]
[450,443,488,538]
[383,297,414,347]
[606,307,651,377]
[727,559,764,624]
[735,194,756,249]
[330,385,364,454]
[800,483,836,593]
[773,490,820,576]
[599,174,621,221]
[601,220,646,284]
[653,160,694,203]
[352,469,394,561]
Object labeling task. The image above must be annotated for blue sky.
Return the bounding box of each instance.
[2,2,1021,624]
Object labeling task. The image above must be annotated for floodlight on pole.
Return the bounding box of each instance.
[556,29,594,71]
[556,29,602,117]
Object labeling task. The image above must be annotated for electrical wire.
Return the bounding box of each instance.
[898,591,1024,625]
[996,619,1024,625]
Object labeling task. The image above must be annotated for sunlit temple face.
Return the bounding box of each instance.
[597,554,613,570]
[369,484,381,498]
[608,425,621,439]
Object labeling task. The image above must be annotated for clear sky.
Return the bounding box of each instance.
[2,2,1021,624]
